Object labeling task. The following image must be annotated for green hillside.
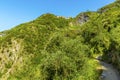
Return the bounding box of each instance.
[0,0,120,80]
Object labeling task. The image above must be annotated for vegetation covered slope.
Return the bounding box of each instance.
[0,14,99,80]
[0,0,120,80]
[82,0,120,71]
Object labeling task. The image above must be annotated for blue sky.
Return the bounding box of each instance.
[0,0,115,31]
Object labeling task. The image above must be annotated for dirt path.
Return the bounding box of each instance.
[100,61,120,80]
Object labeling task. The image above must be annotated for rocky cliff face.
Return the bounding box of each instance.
[0,38,23,80]
[77,13,89,24]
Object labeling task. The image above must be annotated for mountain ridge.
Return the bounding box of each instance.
[0,1,120,80]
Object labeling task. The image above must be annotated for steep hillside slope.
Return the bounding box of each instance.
[0,14,100,80]
[83,1,120,71]
[77,0,120,72]
[0,0,120,80]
